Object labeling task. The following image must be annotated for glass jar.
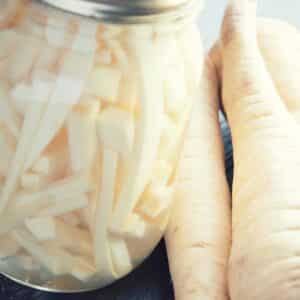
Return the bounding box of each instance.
[0,0,203,292]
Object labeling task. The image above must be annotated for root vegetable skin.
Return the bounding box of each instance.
[166,56,231,300]
[213,1,300,300]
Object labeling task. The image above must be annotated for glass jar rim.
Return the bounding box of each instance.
[33,0,203,24]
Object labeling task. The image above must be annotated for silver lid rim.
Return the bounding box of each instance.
[33,0,203,24]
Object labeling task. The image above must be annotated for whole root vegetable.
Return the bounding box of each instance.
[166,54,231,299]
[212,0,300,299]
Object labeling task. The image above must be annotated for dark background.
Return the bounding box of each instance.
[0,121,232,300]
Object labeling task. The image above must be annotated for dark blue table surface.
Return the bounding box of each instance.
[0,121,233,300]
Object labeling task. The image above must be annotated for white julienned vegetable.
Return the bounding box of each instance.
[0,30,19,59]
[0,5,199,287]
[86,66,122,103]
[0,126,15,177]
[32,148,68,179]
[110,33,164,234]
[94,148,121,279]
[0,81,21,138]
[25,217,56,241]
[21,173,48,191]
[97,108,135,159]
[0,75,53,213]
[10,82,34,115]
[24,50,96,172]
[67,109,97,173]
[8,35,43,83]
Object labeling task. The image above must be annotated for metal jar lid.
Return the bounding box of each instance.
[34,0,203,24]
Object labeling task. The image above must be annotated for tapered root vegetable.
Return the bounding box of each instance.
[166,56,231,300]
[256,18,300,120]
[217,2,300,299]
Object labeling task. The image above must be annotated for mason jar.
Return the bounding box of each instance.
[0,0,204,292]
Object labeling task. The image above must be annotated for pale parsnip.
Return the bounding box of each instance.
[212,1,300,300]
[166,58,230,300]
